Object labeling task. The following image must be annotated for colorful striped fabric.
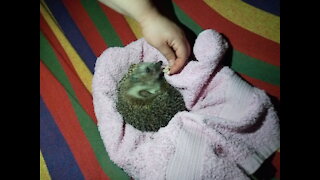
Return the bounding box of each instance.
[40,0,280,179]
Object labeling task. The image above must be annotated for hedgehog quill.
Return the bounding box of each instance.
[116,61,186,132]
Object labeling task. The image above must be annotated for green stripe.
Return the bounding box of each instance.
[40,32,76,98]
[172,3,280,86]
[40,32,130,179]
[80,0,123,47]
[69,92,130,180]
[232,51,279,85]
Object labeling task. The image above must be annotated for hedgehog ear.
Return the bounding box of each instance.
[145,67,151,73]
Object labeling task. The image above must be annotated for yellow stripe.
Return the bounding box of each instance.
[40,0,60,27]
[204,0,280,43]
[124,16,143,39]
[40,3,93,93]
[40,151,52,180]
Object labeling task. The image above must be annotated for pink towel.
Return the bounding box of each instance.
[92,29,280,180]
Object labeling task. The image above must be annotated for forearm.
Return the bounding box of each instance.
[98,0,160,24]
[98,0,190,75]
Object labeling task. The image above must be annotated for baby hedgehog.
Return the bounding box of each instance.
[116,61,186,132]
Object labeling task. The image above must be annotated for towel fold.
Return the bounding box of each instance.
[92,29,280,180]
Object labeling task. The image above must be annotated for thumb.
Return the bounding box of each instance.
[169,38,190,75]
[157,43,176,66]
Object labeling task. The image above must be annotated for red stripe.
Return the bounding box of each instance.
[272,152,280,179]
[62,0,108,57]
[98,2,137,45]
[240,74,280,99]
[40,62,110,180]
[173,0,280,66]
[40,14,98,124]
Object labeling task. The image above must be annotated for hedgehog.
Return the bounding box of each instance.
[116,61,186,132]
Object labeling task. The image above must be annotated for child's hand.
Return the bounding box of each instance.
[98,0,191,74]
[140,12,190,75]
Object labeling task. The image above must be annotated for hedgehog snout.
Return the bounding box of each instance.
[155,61,162,70]
[153,61,164,80]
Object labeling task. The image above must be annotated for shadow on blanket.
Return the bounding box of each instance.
[251,153,278,180]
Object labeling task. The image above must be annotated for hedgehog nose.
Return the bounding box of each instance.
[156,61,162,66]
[155,61,162,69]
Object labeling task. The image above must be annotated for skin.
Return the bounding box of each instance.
[98,0,191,75]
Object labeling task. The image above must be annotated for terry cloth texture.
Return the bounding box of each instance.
[92,29,280,180]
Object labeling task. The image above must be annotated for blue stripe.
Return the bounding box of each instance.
[44,0,96,73]
[242,0,280,16]
[40,96,85,180]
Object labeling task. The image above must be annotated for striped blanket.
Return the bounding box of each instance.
[40,0,280,179]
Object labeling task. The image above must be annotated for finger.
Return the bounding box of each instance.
[169,39,191,75]
[157,43,176,66]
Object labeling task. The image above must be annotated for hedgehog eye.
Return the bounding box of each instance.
[145,67,151,73]
[130,76,139,82]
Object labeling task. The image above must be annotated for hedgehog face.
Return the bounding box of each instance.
[116,61,186,132]
[130,61,163,83]
[126,62,164,100]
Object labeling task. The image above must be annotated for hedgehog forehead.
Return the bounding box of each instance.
[137,62,154,70]
[134,62,157,73]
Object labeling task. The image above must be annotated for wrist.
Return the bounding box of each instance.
[138,8,162,28]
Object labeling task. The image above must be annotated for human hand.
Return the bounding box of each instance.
[98,0,190,74]
[139,12,191,75]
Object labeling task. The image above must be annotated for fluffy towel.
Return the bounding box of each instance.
[92,29,280,180]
